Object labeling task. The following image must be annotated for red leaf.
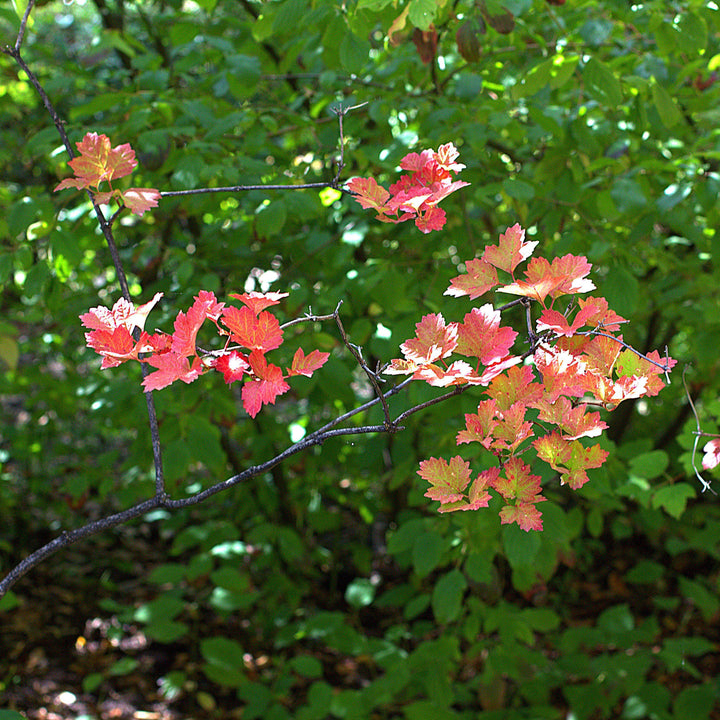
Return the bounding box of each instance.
[80,292,163,334]
[229,291,289,315]
[583,334,622,375]
[400,313,458,364]
[414,205,446,233]
[533,345,588,401]
[455,304,517,365]
[215,350,250,385]
[534,432,608,488]
[55,132,137,190]
[489,403,534,451]
[142,353,203,391]
[535,397,607,440]
[241,351,290,417]
[537,296,627,338]
[222,306,283,352]
[487,364,542,411]
[287,347,330,377]
[121,187,161,217]
[499,502,544,532]
[492,457,544,503]
[445,258,499,300]
[482,224,538,274]
[435,143,466,173]
[418,456,471,504]
[84,326,138,368]
[413,359,484,387]
[499,254,595,303]
[170,292,224,357]
[347,177,391,214]
[457,399,498,448]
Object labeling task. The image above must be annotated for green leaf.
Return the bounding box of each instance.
[200,636,246,688]
[629,450,669,479]
[651,484,695,519]
[356,0,394,10]
[501,522,541,568]
[676,12,707,56]
[339,30,370,73]
[432,569,468,624]
[273,0,309,33]
[584,57,623,106]
[408,0,437,31]
[651,81,683,128]
[412,530,444,577]
[673,684,716,720]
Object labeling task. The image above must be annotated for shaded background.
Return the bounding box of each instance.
[1,0,719,717]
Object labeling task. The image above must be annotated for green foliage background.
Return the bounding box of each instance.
[1,0,719,717]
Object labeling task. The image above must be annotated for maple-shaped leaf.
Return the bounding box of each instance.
[287,347,330,377]
[489,402,534,451]
[222,306,283,352]
[499,254,595,304]
[80,292,163,334]
[492,457,544,503]
[435,142,466,173]
[171,294,215,357]
[702,439,720,470]
[384,358,418,375]
[241,350,290,418]
[445,258,499,300]
[414,205,446,233]
[196,290,225,322]
[582,334,622,376]
[535,397,607,440]
[457,399,498,448]
[533,345,588,402]
[582,372,649,409]
[616,349,676,396]
[121,187,161,217]
[413,360,482,387]
[455,304,517,365]
[537,296,626,338]
[487,364,542,411]
[142,332,172,355]
[418,455,472,504]
[438,467,498,513]
[229,291,289,315]
[499,502,544,532]
[482,224,538,274]
[398,148,436,173]
[215,350,250,385]
[400,313,459,364]
[84,326,139,369]
[142,352,203,392]
[534,432,608,489]
[347,176,391,215]
[55,132,137,191]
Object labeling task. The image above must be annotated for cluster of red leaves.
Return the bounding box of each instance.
[347,143,469,233]
[55,132,160,217]
[80,291,329,418]
[387,224,676,531]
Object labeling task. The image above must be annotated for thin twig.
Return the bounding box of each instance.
[682,366,716,494]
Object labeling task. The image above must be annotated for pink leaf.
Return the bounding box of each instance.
[287,347,330,377]
[122,187,161,216]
